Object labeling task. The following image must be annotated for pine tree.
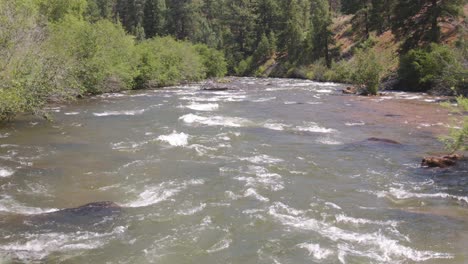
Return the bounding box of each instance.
[143,0,166,38]
[284,0,304,63]
[393,0,464,50]
[166,0,195,39]
[223,0,257,67]
[311,0,333,67]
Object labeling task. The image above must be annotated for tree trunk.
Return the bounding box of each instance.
[431,0,440,42]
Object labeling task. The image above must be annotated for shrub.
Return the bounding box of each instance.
[330,60,354,83]
[398,43,461,92]
[235,56,254,76]
[0,0,78,120]
[47,17,138,94]
[352,48,383,95]
[440,96,468,152]
[194,44,227,78]
[136,37,206,87]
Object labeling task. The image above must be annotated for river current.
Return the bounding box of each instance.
[0,78,467,263]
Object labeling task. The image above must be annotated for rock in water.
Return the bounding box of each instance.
[421,154,463,168]
[342,86,357,94]
[366,137,401,145]
[28,201,122,228]
[201,80,233,91]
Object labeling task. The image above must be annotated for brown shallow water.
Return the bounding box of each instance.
[0,77,466,263]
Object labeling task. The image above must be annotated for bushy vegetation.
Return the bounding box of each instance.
[352,48,383,95]
[1,0,466,122]
[398,44,464,93]
[136,37,207,88]
[47,16,139,94]
[0,0,227,121]
[440,97,468,152]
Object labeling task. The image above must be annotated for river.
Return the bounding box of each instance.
[0,77,467,263]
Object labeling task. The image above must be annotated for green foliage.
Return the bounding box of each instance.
[37,0,88,21]
[352,48,383,95]
[194,44,228,78]
[329,60,354,83]
[253,34,272,63]
[440,97,468,152]
[136,37,207,87]
[47,17,139,94]
[393,0,463,50]
[235,56,254,76]
[398,44,462,92]
[0,0,78,120]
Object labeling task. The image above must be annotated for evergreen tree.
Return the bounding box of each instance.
[223,0,257,68]
[165,0,196,40]
[86,0,116,21]
[284,0,304,63]
[393,0,464,50]
[143,0,166,38]
[310,0,333,67]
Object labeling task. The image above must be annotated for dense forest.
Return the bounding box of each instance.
[0,0,467,122]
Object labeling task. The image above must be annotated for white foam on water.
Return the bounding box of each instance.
[180,94,246,103]
[263,122,291,131]
[0,167,15,178]
[316,137,343,145]
[0,226,126,261]
[373,187,468,204]
[97,93,126,99]
[345,122,365,126]
[335,214,399,227]
[325,202,342,210]
[316,89,333,93]
[111,141,148,150]
[0,195,58,215]
[177,203,207,216]
[186,103,219,111]
[239,154,284,164]
[207,238,232,253]
[251,97,276,102]
[158,131,189,147]
[179,114,252,127]
[122,179,204,208]
[244,188,270,202]
[93,109,145,117]
[297,243,333,260]
[188,144,218,156]
[269,202,453,263]
[295,122,337,133]
[284,101,297,105]
[64,112,80,116]
[234,166,284,191]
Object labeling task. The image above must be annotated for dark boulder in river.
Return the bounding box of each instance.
[342,86,357,94]
[366,137,401,145]
[421,154,463,168]
[21,201,122,229]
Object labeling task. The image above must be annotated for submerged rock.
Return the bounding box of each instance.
[366,137,401,145]
[421,154,463,168]
[25,201,122,228]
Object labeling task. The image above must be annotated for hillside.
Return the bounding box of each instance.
[258,4,467,96]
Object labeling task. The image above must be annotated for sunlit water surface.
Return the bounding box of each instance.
[0,78,467,263]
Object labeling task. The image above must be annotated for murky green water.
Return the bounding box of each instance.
[0,78,467,263]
